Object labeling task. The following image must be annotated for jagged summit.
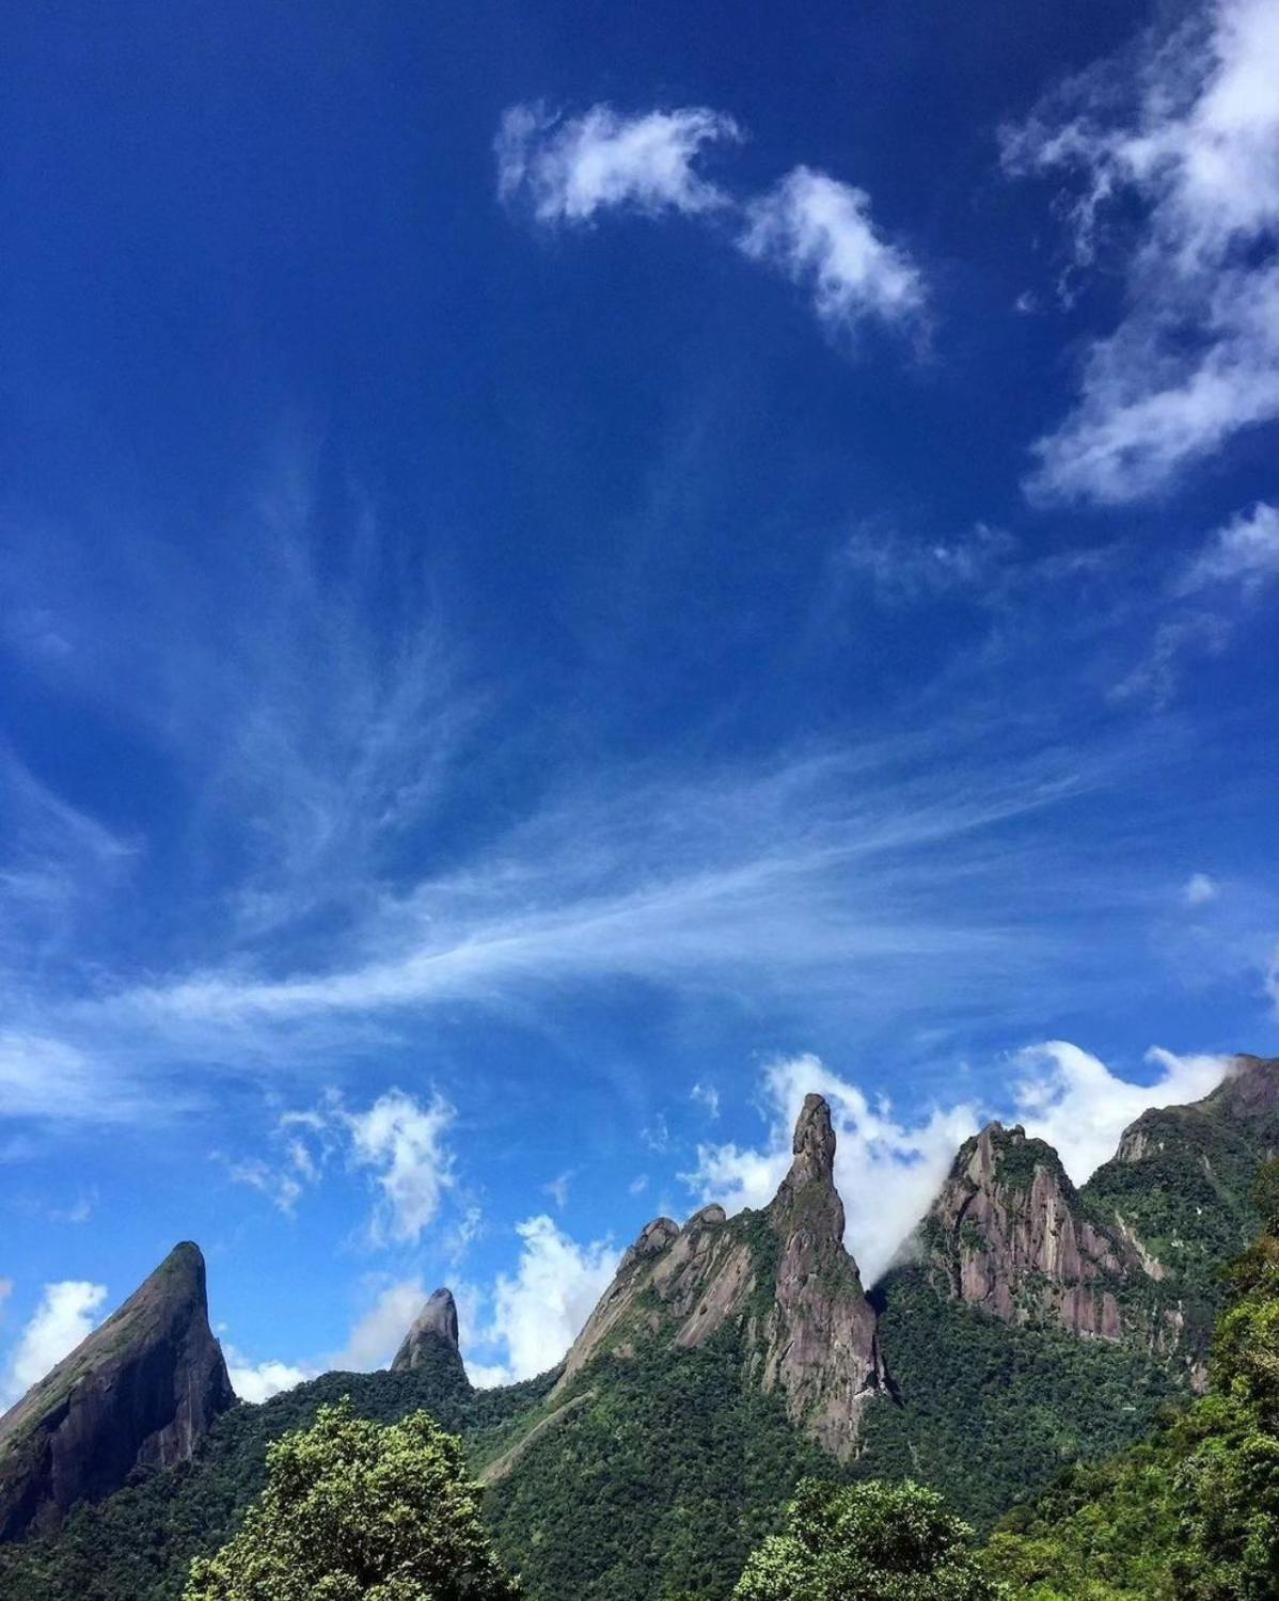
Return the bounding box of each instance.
[920,1121,1135,1340]
[0,1241,234,1543]
[544,1091,883,1462]
[392,1288,460,1372]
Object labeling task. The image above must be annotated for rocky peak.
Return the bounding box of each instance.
[1206,1054,1279,1121]
[616,1216,680,1277]
[790,1093,838,1185]
[923,1122,1136,1341]
[770,1094,845,1240]
[549,1093,883,1462]
[0,1242,235,1543]
[392,1288,460,1372]
[1115,1056,1279,1165]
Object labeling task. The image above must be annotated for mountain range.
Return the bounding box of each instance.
[1,1054,1276,1601]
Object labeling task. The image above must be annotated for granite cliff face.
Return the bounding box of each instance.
[0,1242,235,1543]
[921,1122,1137,1340]
[392,1288,461,1372]
[553,1093,884,1460]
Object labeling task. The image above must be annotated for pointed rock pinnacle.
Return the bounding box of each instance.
[392,1287,459,1372]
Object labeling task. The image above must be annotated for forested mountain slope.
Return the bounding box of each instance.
[2,1059,1276,1601]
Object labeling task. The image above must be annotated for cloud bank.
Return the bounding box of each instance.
[469,1214,618,1387]
[1012,1042,1231,1180]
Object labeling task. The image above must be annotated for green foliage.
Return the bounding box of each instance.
[859,1266,1180,1528]
[983,1159,1279,1600]
[734,1479,1007,1601]
[483,1329,831,1601]
[183,1401,517,1601]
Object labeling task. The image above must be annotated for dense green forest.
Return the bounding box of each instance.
[860,1267,1181,1528]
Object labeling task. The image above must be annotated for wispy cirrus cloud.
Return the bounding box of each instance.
[1115,501,1279,702]
[1004,0,1279,502]
[93,732,1121,1044]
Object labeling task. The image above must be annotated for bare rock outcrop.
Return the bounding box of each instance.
[392,1288,461,1372]
[553,1093,884,1460]
[0,1242,235,1543]
[923,1123,1136,1340]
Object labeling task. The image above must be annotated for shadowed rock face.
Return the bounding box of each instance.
[552,1093,884,1461]
[0,1242,235,1544]
[392,1288,461,1372]
[924,1124,1135,1341]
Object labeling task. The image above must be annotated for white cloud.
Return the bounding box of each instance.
[224,1346,312,1403]
[1179,502,1279,596]
[496,102,739,223]
[0,1279,12,1321]
[739,167,924,334]
[1183,872,1220,906]
[346,1090,455,1247]
[1013,1041,1232,1181]
[1110,610,1233,706]
[2,1280,108,1405]
[628,1174,649,1195]
[331,1276,429,1371]
[543,1171,572,1211]
[690,1082,720,1119]
[687,1054,979,1285]
[473,1214,619,1386]
[1005,0,1279,501]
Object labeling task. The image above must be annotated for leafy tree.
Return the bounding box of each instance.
[183,1400,519,1601]
[733,1478,1007,1601]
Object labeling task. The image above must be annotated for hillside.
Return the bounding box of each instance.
[984,1157,1279,1598]
[2,1059,1277,1601]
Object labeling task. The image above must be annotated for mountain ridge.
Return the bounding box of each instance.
[2,1054,1277,1601]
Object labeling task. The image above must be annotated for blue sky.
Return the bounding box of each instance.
[1,0,1277,1397]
